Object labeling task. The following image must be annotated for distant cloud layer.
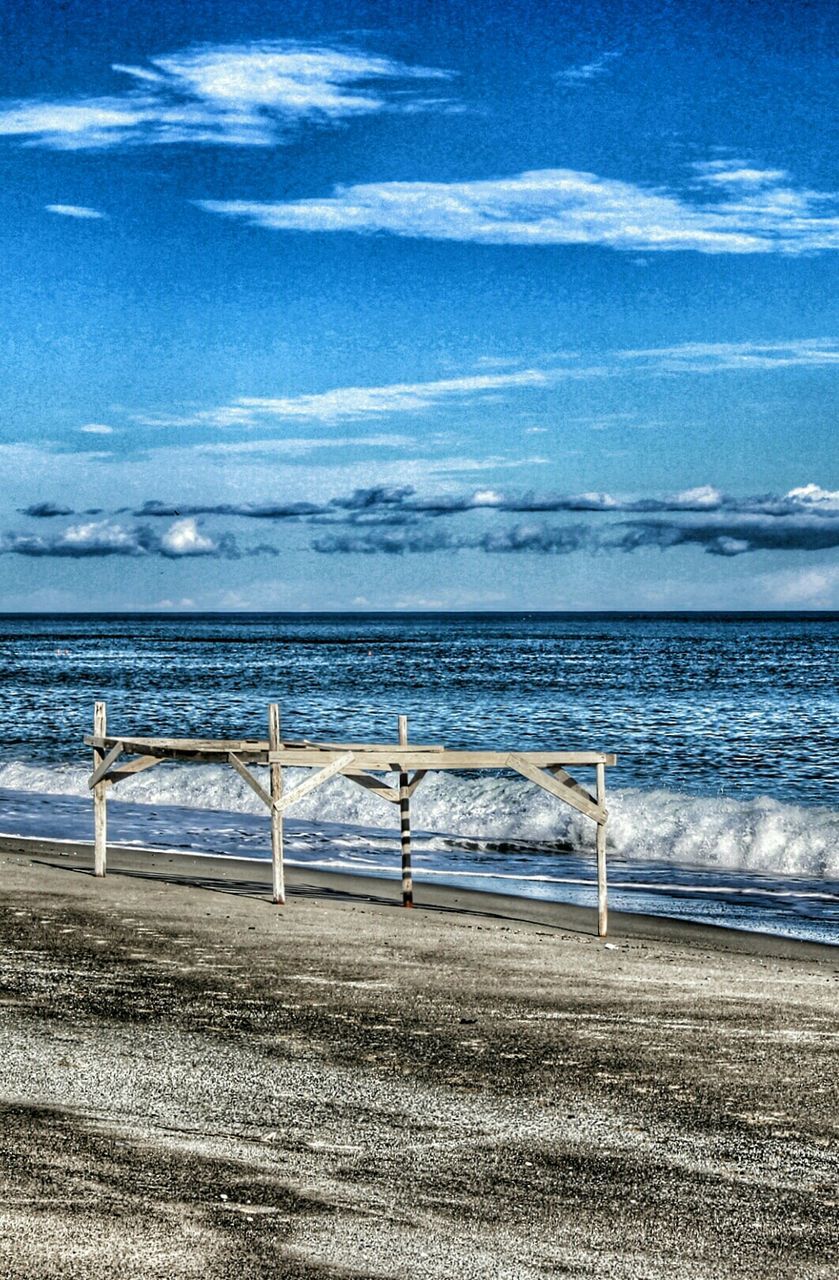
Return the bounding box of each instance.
[0,42,454,150]
[200,163,839,254]
[12,484,838,560]
[0,517,273,559]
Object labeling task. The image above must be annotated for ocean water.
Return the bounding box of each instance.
[0,612,836,943]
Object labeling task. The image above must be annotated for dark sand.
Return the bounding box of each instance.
[1,836,837,1278]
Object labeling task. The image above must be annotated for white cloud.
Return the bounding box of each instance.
[80,422,115,434]
[0,42,453,149]
[555,51,621,85]
[619,338,839,371]
[46,203,107,219]
[785,483,839,507]
[159,517,216,555]
[198,164,839,254]
[139,369,552,427]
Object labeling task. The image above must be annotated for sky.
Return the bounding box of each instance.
[0,0,837,611]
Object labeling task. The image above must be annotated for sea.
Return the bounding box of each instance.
[0,612,836,944]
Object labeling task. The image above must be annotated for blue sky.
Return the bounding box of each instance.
[0,0,836,610]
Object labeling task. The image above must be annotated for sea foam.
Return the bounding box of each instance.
[0,758,835,881]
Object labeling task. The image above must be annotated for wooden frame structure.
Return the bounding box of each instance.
[86,702,617,936]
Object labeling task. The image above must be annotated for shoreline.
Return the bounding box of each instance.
[1,832,836,959]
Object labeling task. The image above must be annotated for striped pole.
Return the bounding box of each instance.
[398,714,413,907]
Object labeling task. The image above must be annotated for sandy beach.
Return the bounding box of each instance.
[1,836,837,1279]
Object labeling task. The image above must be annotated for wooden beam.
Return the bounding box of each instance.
[546,764,597,808]
[405,769,427,797]
[342,770,400,803]
[296,739,445,753]
[398,716,413,908]
[272,752,355,816]
[268,703,285,906]
[596,762,608,939]
[108,755,163,782]
[85,736,617,771]
[88,740,124,790]
[92,702,107,877]
[227,751,274,809]
[268,748,617,770]
[506,753,606,824]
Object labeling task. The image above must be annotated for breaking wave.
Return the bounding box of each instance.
[0,758,835,881]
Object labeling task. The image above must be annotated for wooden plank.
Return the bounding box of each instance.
[342,770,400,803]
[85,736,617,771]
[547,764,597,808]
[108,755,163,781]
[227,751,274,809]
[268,703,285,906]
[405,769,427,798]
[93,702,107,877]
[296,739,445,753]
[596,761,608,939]
[398,716,413,908]
[272,752,355,816]
[268,749,617,769]
[88,740,124,790]
[506,753,606,824]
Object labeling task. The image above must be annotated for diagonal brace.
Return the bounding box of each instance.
[273,752,355,816]
[228,751,274,809]
[88,740,124,790]
[343,770,400,804]
[405,769,428,797]
[506,753,606,824]
[547,764,597,808]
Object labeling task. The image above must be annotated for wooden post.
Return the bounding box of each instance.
[268,703,285,905]
[93,701,107,877]
[398,715,413,907]
[596,761,607,938]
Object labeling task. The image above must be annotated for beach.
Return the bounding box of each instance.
[1,838,836,1279]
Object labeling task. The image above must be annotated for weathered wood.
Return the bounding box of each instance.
[268,703,285,906]
[85,735,616,770]
[85,734,271,761]
[107,754,163,783]
[342,770,400,803]
[596,762,608,938]
[547,764,596,808]
[272,752,355,816]
[405,769,427,798]
[227,751,274,809]
[297,739,445,753]
[506,753,606,824]
[268,748,617,770]
[398,716,413,907]
[93,702,107,877]
[88,740,124,790]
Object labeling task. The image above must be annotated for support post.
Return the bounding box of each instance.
[268,703,285,905]
[93,701,107,877]
[596,761,607,938]
[398,715,413,907]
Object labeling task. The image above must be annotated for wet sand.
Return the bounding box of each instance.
[1,836,837,1278]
